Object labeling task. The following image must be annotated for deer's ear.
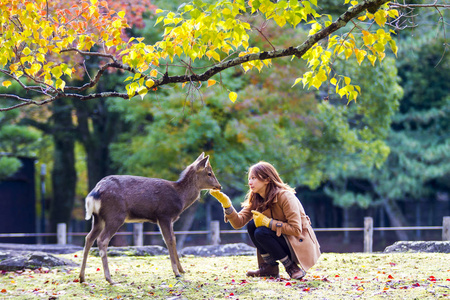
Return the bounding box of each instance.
[194,152,205,163]
[196,155,210,171]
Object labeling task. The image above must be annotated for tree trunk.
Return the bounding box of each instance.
[49,99,77,241]
[74,99,120,191]
[383,198,409,241]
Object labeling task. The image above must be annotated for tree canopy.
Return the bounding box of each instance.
[1,0,447,111]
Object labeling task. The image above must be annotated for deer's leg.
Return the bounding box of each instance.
[158,218,184,277]
[97,218,124,285]
[79,215,104,283]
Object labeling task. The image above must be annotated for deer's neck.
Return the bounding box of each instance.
[175,169,201,211]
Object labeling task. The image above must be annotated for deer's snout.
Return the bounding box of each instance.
[213,185,222,190]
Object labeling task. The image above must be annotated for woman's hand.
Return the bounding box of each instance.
[251,210,272,228]
[210,190,232,208]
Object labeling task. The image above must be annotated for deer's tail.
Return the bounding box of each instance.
[85,190,101,220]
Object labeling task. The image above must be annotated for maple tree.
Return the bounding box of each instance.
[0,0,448,111]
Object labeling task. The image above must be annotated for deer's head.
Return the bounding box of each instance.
[193,152,222,191]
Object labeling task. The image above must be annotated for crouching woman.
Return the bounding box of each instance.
[210,161,320,279]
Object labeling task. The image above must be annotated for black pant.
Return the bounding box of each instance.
[247,219,290,261]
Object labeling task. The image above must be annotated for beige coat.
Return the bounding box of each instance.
[225,190,320,271]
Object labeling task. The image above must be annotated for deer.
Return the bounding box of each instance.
[79,153,222,284]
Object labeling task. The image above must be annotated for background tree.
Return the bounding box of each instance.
[0,0,156,234]
[0,83,41,180]
[324,30,449,240]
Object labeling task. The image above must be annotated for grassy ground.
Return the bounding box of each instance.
[1,252,449,299]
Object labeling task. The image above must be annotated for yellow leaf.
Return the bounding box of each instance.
[23,47,31,56]
[344,48,353,59]
[374,10,387,27]
[55,78,66,91]
[330,77,337,86]
[2,81,12,88]
[145,79,155,88]
[138,87,148,100]
[344,77,351,85]
[229,91,237,103]
[51,66,62,78]
[292,77,302,87]
[155,9,163,14]
[150,69,158,77]
[112,19,123,29]
[274,15,286,27]
[29,63,41,76]
[207,79,216,87]
[118,11,126,19]
[367,54,377,66]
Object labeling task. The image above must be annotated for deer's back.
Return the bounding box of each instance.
[91,175,183,222]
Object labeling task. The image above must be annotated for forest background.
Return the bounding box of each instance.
[0,0,449,252]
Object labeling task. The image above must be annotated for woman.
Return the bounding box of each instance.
[210,161,320,279]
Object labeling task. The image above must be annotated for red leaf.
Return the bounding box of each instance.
[229,293,234,296]
[303,287,310,292]
[1,289,6,293]
[96,268,101,271]
[388,275,394,279]
[412,283,420,287]
[73,279,80,283]
[335,275,340,277]
[285,282,292,286]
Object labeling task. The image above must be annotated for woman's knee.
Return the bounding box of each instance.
[253,226,273,242]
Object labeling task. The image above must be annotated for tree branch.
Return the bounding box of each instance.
[0,0,402,111]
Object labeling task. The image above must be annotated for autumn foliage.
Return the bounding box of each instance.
[1,0,402,110]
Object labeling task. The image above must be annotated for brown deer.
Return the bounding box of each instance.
[79,153,221,284]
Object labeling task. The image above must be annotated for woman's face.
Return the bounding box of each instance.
[248,172,269,197]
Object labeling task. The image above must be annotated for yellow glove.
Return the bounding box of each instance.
[251,210,272,228]
[210,190,232,208]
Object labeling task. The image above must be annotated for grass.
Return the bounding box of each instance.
[1,251,450,299]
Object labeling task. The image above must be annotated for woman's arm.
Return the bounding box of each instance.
[210,190,253,229]
[270,191,303,237]
[224,205,253,229]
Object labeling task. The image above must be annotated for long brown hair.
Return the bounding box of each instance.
[242,161,295,212]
